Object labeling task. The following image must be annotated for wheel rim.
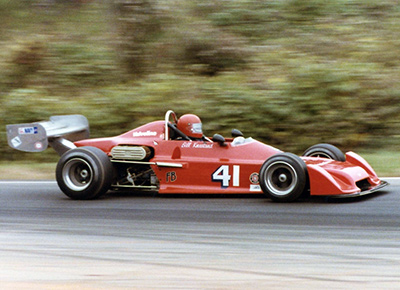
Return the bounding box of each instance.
[62,158,93,191]
[307,151,332,159]
[265,161,298,196]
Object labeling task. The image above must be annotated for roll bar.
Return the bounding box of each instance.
[164,110,178,141]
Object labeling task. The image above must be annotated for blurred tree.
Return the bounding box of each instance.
[10,41,46,88]
[179,26,249,76]
[113,0,162,76]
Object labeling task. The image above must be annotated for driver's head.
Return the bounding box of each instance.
[177,114,203,139]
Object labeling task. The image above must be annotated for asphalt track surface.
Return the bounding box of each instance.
[1,179,400,289]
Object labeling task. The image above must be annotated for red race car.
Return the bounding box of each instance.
[6,110,388,202]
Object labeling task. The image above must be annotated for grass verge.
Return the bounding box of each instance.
[0,162,56,180]
[358,151,400,177]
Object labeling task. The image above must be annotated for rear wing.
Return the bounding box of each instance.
[6,115,89,155]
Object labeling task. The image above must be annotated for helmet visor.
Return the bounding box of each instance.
[191,123,202,134]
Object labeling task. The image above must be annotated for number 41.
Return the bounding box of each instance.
[212,165,240,188]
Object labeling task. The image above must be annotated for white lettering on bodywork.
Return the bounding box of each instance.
[181,142,191,148]
[193,143,213,149]
[181,142,213,149]
[133,131,157,137]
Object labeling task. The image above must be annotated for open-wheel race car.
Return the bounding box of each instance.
[6,110,388,202]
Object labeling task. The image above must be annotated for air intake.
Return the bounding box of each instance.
[111,146,151,160]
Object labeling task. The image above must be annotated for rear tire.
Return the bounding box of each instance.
[259,153,308,202]
[56,146,113,200]
[302,143,346,162]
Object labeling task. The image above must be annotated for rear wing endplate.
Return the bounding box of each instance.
[6,115,89,155]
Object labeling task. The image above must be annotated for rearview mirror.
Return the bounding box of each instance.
[212,134,226,146]
[231,129,244,138]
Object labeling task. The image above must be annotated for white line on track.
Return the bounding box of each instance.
[0,180,57,184]
[381,177,400,180]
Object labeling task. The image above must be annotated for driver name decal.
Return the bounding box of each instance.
[181,142,213,149]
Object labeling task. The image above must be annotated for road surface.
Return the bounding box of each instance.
[0,179,399,289]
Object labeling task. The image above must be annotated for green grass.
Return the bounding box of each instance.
[358,151,400,177]
[0,162,56,180]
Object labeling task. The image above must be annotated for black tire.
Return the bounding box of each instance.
[302,143,346,162]
[56,146,113,200]
[259,153,308,202]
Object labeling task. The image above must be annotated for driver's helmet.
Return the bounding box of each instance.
[177,114,203,139]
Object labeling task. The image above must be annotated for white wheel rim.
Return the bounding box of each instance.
[62,158,93,191]
[265,161,298,196]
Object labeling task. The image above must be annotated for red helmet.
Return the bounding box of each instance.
[177,114,203,139]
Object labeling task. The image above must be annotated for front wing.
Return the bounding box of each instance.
[327,180,389,199]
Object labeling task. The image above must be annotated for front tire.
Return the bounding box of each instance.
[302,143,346,162]
[56,146,113,200]
[259,153,308,202]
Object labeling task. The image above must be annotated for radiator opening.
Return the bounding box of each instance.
[356,179,371,191]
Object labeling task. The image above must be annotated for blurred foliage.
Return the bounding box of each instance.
[2,0,400,162]
[113,0,164,75]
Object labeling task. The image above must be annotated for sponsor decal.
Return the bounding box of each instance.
[11,136,22,148]
[18,126,38,135]
[250,184,262,192]
[35,142,43,150]
[249,172,259,184]
[132,131,157,137]
[166,171,177,183]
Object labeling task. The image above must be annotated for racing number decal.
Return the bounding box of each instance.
[233,165,240,186]
[212,165,240,188]
[212,165,230,187]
